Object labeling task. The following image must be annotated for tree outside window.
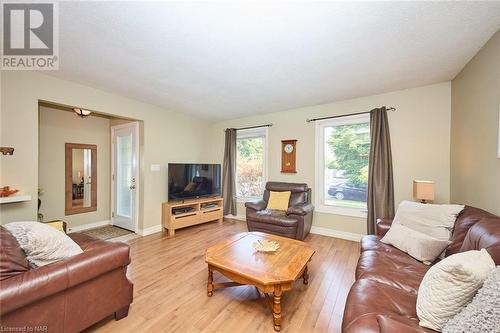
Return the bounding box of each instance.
[236,134,265,198]
[323,119,370,210]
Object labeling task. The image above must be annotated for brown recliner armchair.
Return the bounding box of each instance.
[245,182,314,240]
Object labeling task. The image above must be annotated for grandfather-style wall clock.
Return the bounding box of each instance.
[281,140,297,173]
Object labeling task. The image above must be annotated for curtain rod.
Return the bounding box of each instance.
[306,106,396,123]
[224,124,273,132]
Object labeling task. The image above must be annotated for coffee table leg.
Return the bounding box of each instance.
[207,267,214,297]
[273,285,282,332]
[302,265,309,285]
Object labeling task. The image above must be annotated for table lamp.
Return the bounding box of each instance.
[413,180,435,203]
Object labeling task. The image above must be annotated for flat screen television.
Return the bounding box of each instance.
[168,163,221,201]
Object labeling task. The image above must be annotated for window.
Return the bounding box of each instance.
[236,128,267,199]
[316,114,370,217]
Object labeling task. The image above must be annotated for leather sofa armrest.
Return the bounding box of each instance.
[376,218,393,237]
[245,199,267,211]
[0,241,130,316]
[377,315,431,333]
[287,203,314,216]
[64,241,130,287]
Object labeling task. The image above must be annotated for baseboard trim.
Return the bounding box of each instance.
[224,216,363,241]
[68,220,110,233]
[310,226,363,242]
[224,214,246,221]
[138,225,163,236]
[67,220,162,237]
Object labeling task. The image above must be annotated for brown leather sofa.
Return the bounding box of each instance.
[342,206,500,333]
[0,226,133,332]
[245,182,314,240]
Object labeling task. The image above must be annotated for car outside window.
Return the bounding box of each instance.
[315,114,370,217]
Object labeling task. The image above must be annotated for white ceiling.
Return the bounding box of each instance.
[48,1,500,120]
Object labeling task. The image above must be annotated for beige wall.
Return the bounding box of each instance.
[0,73,458,235]
[38,106,111,228]
[0,71,207,230]
[208,83,452,235]
[451,30,500,215]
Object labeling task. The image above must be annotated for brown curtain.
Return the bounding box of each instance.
[222,128,237,215]
[367,107,395,234]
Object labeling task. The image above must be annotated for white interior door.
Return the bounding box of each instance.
[111,122,139,232]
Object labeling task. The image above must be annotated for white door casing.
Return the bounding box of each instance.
[111,122,139,232]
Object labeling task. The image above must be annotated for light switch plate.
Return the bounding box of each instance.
[150,164,161,172]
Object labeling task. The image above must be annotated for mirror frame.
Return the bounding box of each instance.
[65,143,97,215]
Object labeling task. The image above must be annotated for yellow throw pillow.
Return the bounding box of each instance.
[267,191,291,211]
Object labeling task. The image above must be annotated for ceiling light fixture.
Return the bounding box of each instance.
[73,108,92,118]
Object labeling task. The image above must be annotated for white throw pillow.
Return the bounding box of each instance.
[393,200,464,241]
[4,221,83,268]
[416,249,495,331]
[443,266,500,333]
[381,224,450,264]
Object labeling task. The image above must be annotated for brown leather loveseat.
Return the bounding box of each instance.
[0,226,133,332]
[245,182,314,240]
[342,206,500,333]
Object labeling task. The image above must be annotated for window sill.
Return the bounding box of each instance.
[315,205,368,218]
[236,196,261,203]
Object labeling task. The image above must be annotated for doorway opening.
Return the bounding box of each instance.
[37,101,143,234]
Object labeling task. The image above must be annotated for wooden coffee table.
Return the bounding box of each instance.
[205,232,315,331]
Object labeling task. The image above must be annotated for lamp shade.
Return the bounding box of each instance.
[413,180,435,202]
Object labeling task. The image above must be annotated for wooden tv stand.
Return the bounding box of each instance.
[162,197,223,236]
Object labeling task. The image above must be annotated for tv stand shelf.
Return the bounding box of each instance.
[162,197,223,237]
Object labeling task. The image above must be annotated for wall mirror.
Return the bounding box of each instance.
[65,143,97,215]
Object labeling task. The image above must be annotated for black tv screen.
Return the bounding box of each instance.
[168,163,221,201]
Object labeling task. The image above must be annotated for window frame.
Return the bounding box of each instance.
[235,127,268,201]
[315,113,370,218]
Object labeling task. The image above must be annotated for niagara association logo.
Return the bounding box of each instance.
[1,2,59,70]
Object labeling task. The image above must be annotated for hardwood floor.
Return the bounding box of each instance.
[85,219,360,333]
